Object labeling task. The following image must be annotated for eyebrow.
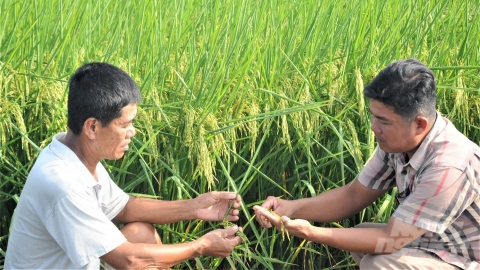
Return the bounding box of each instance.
[124,113,137,124]
[368,109,390,121]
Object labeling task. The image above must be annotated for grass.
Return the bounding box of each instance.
[1,0,480,268]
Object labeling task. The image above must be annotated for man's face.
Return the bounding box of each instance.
[369,100,418,154]
[95,103,137,160]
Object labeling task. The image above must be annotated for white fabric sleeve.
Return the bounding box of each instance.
[44,191,127,268]
[101,181,130,220]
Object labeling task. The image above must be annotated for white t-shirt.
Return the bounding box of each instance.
[4,132,130,269]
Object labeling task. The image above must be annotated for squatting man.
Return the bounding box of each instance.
[4,62,244,269]
[254,59,480,269]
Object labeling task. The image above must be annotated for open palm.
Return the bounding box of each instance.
[194,192,241,221]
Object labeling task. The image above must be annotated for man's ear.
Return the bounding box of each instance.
[414,116,428,135]
[83,118,97,139]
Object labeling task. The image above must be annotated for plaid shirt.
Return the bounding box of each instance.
[358,112,480,269]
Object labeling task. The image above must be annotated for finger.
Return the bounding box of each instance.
[252,205,263,222]
[253,206,275,228]
[253,205,278,221]
[230,200,241,209]
[261,218,272,228]
[230,227,244,244]
[224,209,240,222]
[254,212,265,224]
[252,205,265,219]
[235,235,243,245]
[224,225,239,237]
[224,235,243,248]
[252,205,262,211]
[253,210,264,223]
[214,191,238,200]
[223,227,244,248]
[225,215,239,222]
[226,225,241,233]
[260,199,275,210]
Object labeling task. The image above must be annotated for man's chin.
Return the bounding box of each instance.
[105,154,125,160]
[378,145,402,154]
[377,143,391,153]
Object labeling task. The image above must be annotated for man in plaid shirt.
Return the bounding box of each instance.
[254,59,479,269]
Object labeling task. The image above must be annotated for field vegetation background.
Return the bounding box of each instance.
[1,0,479,269]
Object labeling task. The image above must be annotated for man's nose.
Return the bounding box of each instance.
[370,118,381,133]
[127,126,136,138]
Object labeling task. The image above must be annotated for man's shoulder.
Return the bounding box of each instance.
[29,146,73,180]
[24,144,90,200]
[424,117,478,169]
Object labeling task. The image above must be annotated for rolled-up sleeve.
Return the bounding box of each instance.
[358,148,397,190]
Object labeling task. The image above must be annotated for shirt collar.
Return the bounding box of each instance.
[50,132,102,188]
[407,112,446,170]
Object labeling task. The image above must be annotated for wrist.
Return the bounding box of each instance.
[190,237,206,257]
[287,199,297,218]
[189,198,200,220]
[303,222,314,239]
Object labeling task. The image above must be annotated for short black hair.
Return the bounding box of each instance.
[363,59,436,122]
[67,62,142,135]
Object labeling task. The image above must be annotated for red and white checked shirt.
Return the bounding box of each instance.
[358,113,480,269]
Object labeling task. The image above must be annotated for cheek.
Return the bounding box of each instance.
[390,128,411,144]
[110,130,122,140]
[113,132,126,145]
[383,127,401,141]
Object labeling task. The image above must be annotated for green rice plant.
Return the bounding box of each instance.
[1,0,480,269]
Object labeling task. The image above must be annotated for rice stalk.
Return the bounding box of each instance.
[345,117,363,170]
[450,76,470,134]
[245,101,260,157]
[354,68,365,119]
[277,91,291,148]
[1,101,29,159]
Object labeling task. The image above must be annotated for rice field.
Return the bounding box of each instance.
[1,0,480,269]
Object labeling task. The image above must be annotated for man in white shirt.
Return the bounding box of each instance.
[4,62,243,269]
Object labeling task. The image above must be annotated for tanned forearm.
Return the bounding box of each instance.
[300,219,425,255]
[289,186,361,222]
[114,196,196,224]
[279,217,426,255]
[289,180,387,222]
[307,226,395,254]
[102,240,204,269]
[102,225,242,269]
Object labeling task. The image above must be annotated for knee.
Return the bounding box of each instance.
[359,254,390,269]
[359,254,376,269]
[121,222,162,245]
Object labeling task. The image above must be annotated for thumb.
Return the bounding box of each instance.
[225,225,239,236]
[214,191,237,200]
[281,216,291,226]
